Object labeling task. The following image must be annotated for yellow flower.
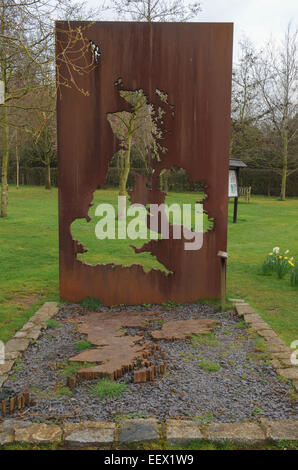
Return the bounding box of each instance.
[279,256,282,259]
[289,261,294,267]
[285,256,288,260]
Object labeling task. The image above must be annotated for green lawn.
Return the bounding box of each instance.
[0,186,297,345]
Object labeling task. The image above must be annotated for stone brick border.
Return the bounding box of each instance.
[1,417,297,446]
[0,300,297,447]
[231,299,298,393]
[0,302,59,388]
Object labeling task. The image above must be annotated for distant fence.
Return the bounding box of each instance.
[239,169,298,197]
[6,166,298,197]
[7,167,206,192]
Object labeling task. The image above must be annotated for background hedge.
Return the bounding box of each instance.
[6,166,298,197]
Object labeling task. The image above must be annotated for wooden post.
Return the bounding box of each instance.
[233,196,238,223]
[217,251,228,312]
[233,168,240,223]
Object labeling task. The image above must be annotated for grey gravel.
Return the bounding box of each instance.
[1,303,297,424]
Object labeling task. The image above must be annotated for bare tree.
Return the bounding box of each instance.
[0,0,105,216]
[254,23,298,200]
[112,0,201,22]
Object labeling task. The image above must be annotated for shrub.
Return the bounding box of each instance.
[81,297,101,311]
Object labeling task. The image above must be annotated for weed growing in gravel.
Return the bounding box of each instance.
[46,319,61,329]
[197,360,220,372]
[191,332,219,348]
[254,337,268,352]
[161,300,176,308]
[81,297,101,311]
[234,321,248,329]
[247,352,272,364]
[179,352,194,362]
[75,340,92,351]
[222,329,232,335]
[277,375,291,384]
[88,378,128,400]
[193,412,214,424]
[57,386,73,397]
[58,361,97,377]
[13,360,24,371]
[252,407,263,417]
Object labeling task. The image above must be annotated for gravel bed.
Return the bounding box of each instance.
[1,303,297,424]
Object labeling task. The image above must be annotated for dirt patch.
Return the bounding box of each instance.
[8,295,43,310]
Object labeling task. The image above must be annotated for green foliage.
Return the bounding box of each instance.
[81,297,101,311]
[260,248,294,279]
[57,386,73,397]
[234,321,248,329]
[252,407,263,416]
[191,332,219,348]
[290,264,298,287]
[88,378,128,400]
[46,319,61,329]
[254,336,268,352]
[162,300,176,308]
[239,168,298,198]
[75,340,92,351]
[197,360,220,372]
[58,361,97,377]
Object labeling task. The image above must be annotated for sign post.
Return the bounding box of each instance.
[229,159,247,224]
[229,169,239,223]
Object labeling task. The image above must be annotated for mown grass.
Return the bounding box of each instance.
[0,186,297,345]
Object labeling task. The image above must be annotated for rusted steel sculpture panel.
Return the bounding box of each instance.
[56,21,233,305]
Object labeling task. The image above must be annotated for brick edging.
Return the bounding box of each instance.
[0,417,297,446]
[232,299,298,390]
[0,302,59,388]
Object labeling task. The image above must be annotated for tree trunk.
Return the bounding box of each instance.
[1,105,9,217]
[118,144,131,220]
[16,132,19,189]
[280,127,288,201]
[45,162,51,190]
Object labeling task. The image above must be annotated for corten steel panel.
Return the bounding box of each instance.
[56,21,233,305]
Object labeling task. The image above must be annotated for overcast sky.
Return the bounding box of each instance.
[88,0,297,61]
[198,0,297,59]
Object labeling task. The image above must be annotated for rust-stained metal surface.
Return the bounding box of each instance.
[68,311,219,380]
[56,21,233,305]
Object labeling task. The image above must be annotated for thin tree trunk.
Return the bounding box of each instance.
[45,162,51,190]
[16,131,19,189]
[280,127,288,201]
[1,105,9,217]
[118,142,131,220]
